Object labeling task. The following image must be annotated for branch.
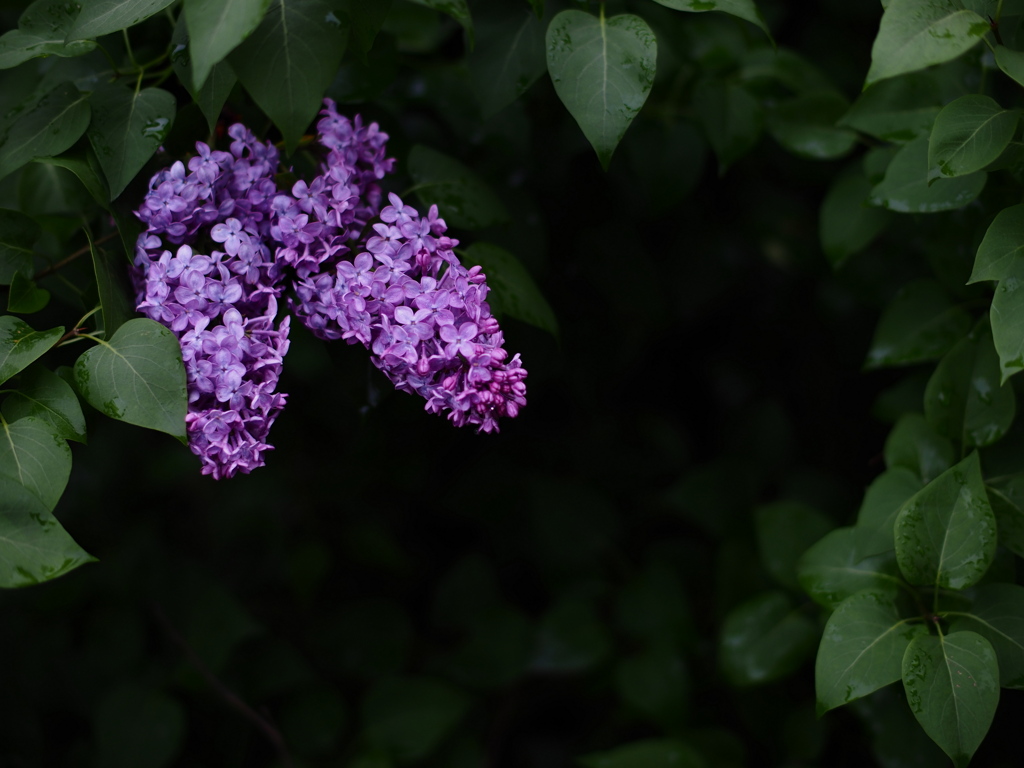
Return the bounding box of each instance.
[153,603,295,768]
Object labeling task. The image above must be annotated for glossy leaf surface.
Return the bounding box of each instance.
[866,0,989,86]
[971,203,1024,284]
[949,583,1024,688]
[2,365,86,443]
[924,320,1016,447]
[0,82,90,183]
[73,318,187,441]
[798,527,903,609]
[869,135,985,213]
[902,631,999,768]
[0,475,94,588]
[894,452,996,589]
[182,0,270,91]
[0,0,96,69]
[928,95,1017,179]
[87,86,175,200]
[0,316,63,386]
[67,0,178,40]
[229,0,348,152]
[816,589,926,713]
[0,416,71,510]
[545,10,656,169]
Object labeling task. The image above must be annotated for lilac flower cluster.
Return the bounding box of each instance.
[278,102,527,433]
[133,99,527,478]
[133,125,290,479]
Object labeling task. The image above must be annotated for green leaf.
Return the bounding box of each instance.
[170,15,238,134]
[66,0,178,40]
[461,242,557,336]
[545,10,656,170]
[651,0,771,40]
[949,583,1024,688]
[6,271,49,314]
[840,72,941,142]
[0,316,63,386]
[88,231,133,336]
[0,474,94,588]
[0,209,39,285]
[901,631,999,768]
[719,590,818,686]
[894,451,996,589]
[819,163,893,268]
[409,0,473,47]
[857,467,926,533]
[36,149,111,210]
[971,203,1024,283]
[987,475,1024,559]
[578,739,706,768]
[816,589,927,713]
[87,85,175,200]
[183,0,269,91]
[754,500,833,590]
[362,677,470,764]
[469,8,545,118]
[693,78,762,173]
[228,0,348,152]
[869,135,986,213]
[95,683,185,768]
[2,365,86,443]
[407,145,509,230]
[866,0,989,87]
[798,528,904,609]
[73,318,187,441]
[0,81,91,184]
[866,278,972,369]
[766,89,857,160]
[338,0,392,60]
[883,413,955,484]
[995,44,1024,87]
[924,319,1016,447]
[0,416,71,510]
[0,0,97,69]
[990,255,1024,382]
[928,94,1017,179]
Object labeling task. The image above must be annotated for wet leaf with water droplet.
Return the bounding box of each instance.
[0,315,64,386]
[893,451,996,590]
[815,588,925,714]
[924,318,1016,448]
[799,527,904,609]
[0,0,96,69]
[0,81,90,183]
[0,415,71,510]
[866,0,989,87]
[0,474,94,588]
[545,10,656,170]
[86,84,175,200]
[869,135,986,213]
[901,631,998,768]
[949,583,1024,689]
[66,0,177,41]
[651,0,771,41]
[73,318,187,442]
[990,255,1024,383]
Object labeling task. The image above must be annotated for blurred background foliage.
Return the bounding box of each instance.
[3,0,1021,766]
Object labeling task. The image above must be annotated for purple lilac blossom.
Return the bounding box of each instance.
[277,100,527,433]
[133,124,290,479]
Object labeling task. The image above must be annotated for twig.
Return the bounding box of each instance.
[153,603,295,768]
[33,231,119,281]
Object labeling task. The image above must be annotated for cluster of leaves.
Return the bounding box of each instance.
[11,0,1024,765]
